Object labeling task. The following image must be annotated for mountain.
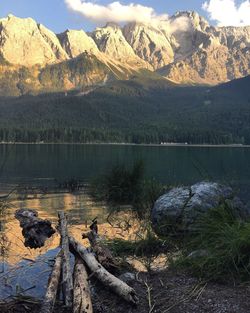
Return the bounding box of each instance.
[0,12,249,96]
[90,23,150,69]
[57,29,99,58]
[157,12,250,84]
[0,14,68,66]
[0,75,249,144]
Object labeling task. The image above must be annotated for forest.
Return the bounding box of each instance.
[0,75,249,144]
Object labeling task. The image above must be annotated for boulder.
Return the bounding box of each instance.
[151,181,248,235]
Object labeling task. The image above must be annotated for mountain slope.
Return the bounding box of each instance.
[0,15,68,66]
[57,29,99,58]
[91,23,150,69]
[0,75,249,144]
[0,11,249,96]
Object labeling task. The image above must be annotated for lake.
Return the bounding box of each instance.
[1,143,250,299]
[1,143,250,189]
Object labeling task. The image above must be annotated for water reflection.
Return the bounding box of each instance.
[0,190,144,299]
[0,192,109,264]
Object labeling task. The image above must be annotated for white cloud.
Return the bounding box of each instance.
[202,0,250,26]
[64,0,168,24]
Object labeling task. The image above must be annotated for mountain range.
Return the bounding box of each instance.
[0,11,249,96]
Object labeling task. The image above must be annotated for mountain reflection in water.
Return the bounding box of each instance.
[0,191,139,300]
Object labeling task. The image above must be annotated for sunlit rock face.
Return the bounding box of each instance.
[122,22,174,70]
[157,12,250,84]
[57,29,99,58]
[90,23,150,69]
[0,14,68,66]
[0,11,249,90]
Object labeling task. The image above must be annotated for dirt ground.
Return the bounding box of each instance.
[1,268,250,313]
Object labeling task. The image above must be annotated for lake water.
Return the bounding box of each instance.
[1,143,250,299]
[1,143,250,189]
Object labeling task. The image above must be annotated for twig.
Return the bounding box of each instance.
[144,281,155,313]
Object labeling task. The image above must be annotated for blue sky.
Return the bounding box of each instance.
[0,0,249,32]
[0,0,209,32]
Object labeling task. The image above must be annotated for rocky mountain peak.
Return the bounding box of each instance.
[105,22,121,30]
[57,29,99,58]
[0,12,249,89]
[90,23,149,68]
[0,15,67,66]
[122,22,174,69]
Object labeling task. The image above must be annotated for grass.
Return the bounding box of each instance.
[178,203,250,282]
[90,161,250,283]
[90,160,165,217]
[90,160,145,204]
[106,229,166,258]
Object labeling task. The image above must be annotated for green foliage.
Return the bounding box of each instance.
[90,160,165,217]
[91,160,145,204]
[132,178,166,217]
[0,75,249,144]
[179,204,250,282]
[39,53,110,92]
[106,228,166,258]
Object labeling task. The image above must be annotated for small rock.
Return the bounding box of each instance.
[188,249,209,259]
[118,272,136,283]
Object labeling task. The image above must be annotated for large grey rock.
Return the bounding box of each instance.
[151,181,248,235]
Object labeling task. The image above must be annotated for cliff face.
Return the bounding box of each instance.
[57,29,99,58]
[90,23,151,69]
[0,15,68,66]
[0,12,249,96]
[155,12,250,84]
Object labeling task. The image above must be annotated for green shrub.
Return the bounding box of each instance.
[106,229,166,258]
[180,204,250,282]
[90,160,165,217]
[132,178,166,217]
[90,160,144,204]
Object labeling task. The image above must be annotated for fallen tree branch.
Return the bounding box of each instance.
[40,250,62,313]
[69,236,138,305]
[82,219,115,268]
[58,211,73,307]
[73,256,93,313]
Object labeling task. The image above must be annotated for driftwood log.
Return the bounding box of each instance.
[69,236,138,305]
[58,211,73,307]
[15,209,55,248]
[73,256,93,313]
[40,250,63,313]
[82,219,115,268]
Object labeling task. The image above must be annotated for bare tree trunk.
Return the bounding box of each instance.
[58,211,73,307]
[82,230,115,268]
[40,250,62,313]
[82,219,115,268]
[69,236,138,305]
[73,256,93,313]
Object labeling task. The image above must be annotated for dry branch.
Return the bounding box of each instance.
[40,250,62,313]
[69,236,138,305]
[58,211,73,307]
[82,219,115,268]
[73,256,93,313]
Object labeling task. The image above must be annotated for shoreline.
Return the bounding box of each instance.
[0,142,249,148]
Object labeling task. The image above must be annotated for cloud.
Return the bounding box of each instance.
[64,0,168,24]
[202,0,250,26]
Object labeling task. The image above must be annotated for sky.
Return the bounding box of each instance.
[0,0,249,33]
